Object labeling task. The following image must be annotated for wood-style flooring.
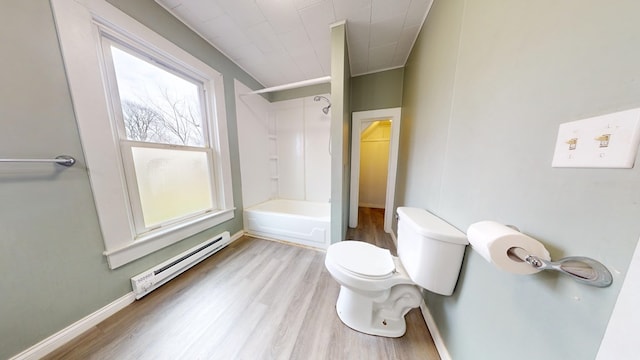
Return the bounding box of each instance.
[45,207,440,360]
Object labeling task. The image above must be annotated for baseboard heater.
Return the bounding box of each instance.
[131,231,231,299]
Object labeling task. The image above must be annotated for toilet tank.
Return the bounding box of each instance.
[396,207,468,296]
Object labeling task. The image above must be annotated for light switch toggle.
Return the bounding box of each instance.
[566,138,578,150]
[595,134,610,148]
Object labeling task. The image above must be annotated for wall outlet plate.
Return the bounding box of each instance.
[552,108,640,168]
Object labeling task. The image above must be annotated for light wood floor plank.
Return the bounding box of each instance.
[44,207,440,360]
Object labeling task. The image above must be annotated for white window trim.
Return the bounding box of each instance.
[51,0,235,268]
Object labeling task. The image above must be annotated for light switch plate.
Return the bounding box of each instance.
[552,108,640,168]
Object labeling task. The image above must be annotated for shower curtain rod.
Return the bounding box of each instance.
[244,76,331,95]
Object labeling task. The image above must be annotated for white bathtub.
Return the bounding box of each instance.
[243,199,331,249]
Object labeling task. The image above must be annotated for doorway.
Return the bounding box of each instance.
[349,108,401,236]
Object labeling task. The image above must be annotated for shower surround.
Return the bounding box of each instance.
[235,80,331,248]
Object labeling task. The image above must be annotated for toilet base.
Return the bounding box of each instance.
[335,284,422,337]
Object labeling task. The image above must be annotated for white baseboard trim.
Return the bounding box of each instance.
[358,202,385,209]
[388,229,398,247]
[420,300,452,360]
[10,292,136,360]
[230,229,244,243]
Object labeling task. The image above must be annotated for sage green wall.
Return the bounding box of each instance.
[398,0,640,359]
[351,68,404,112]
[268,65,403,108]
[0,1,261,358]
[330,23,351,243]
[268,83,331,102]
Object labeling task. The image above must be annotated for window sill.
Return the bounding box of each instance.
[103,208,235,269]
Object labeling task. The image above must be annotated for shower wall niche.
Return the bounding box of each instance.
[235,80,331,209]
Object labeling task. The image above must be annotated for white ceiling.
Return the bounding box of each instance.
[156,0,432,88]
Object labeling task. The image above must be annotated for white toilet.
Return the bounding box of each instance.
[324,207,468,337]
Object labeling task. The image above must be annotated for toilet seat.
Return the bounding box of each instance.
[325,241,415,292]
[327,241,395,278]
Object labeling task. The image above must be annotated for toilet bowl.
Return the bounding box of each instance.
[324,207,468,337]
[325,241,423,337]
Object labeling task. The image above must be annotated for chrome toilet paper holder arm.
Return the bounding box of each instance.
[506,246,613,288]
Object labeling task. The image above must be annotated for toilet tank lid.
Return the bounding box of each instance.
[397,207,468,245]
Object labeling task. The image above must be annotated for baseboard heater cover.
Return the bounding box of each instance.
[131,231,231,299]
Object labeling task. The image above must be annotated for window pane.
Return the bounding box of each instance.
[111,45,205,147]
[131,147,213,228]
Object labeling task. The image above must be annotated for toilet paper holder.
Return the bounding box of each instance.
[506,245,613,288]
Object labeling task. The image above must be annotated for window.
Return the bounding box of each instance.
[51,0,234,268]
[103,38,218,233]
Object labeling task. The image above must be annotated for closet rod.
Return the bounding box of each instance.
[0,155,76,167]
[244,76,331,95]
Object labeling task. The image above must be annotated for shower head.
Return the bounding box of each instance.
[314,95,330,103]
[314,95,331,114]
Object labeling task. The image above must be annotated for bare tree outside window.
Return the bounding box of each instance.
[121,100,163,142]
[111,45,205,147]
[121,91,203,146]
[149,87,203,146]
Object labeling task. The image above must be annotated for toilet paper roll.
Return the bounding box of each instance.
[467,221,550,275]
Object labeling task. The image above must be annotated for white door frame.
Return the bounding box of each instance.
[349,107,402,235]
[596,235,640,358]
